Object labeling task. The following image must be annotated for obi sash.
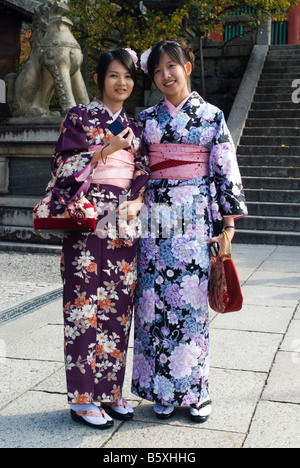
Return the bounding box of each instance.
[90,145,135,189]
[149,143,209,180]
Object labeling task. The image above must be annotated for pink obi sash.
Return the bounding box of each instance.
[149,144,209,180]
[90,145,135,189]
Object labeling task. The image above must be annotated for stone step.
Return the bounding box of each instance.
[253,93,294,102]
[259,73,300,81]
[0,197,38,227]
[239,166,300,177]
[0,225,62,245]
[248,109,300,118]
[269,45,300,50]
[245,118,300,127]
[0,241,62,253]
[262,64,300,73]
[238,144,300,155]
[257,77,298,87]
[237,215,300,232]
[255,85,296,94]
[0,206,34,227]
[244,188,300,203]
[251,101,299,110]
[0,241,62,255]
[0,197,62,245]
[266,54,300,61]
[243,126,300,136]
[239,135,300,146]
[238,154,300,167]
[247,201,300,217]
[242,176,300,190]
[266,56,300,62]
[234,228,300,246]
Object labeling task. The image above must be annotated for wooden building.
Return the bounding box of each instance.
[0,0,33,78]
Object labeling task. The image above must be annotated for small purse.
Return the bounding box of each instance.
[208,229,243,313]
[33,192,97,236]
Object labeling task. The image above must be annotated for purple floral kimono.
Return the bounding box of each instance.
[49,99,148,405]
[132,92,247,406]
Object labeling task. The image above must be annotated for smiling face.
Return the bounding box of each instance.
[153,52,192,106]
[96,59,135,113]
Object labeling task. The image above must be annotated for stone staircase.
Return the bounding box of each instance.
[1,45,300,250]
[235,44,300,245]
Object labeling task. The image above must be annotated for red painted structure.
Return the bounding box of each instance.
[288,2,300,44]
[210,2,300,44]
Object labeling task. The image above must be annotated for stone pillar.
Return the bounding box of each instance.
[256,17,272,45]
[0,157,8,194]
[288,2,300,44]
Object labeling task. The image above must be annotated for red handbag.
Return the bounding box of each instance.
[208,229,243,313]
[33,192,97,235]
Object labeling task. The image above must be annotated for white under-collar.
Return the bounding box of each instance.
[103,104,123,120]
[164,93,192,118]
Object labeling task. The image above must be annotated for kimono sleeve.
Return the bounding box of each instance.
[127,120,149,202]
[49,106,97,215]
[209,111,248,224]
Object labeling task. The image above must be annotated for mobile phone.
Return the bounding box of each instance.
[209,242,219,257]
[108,120,129,138]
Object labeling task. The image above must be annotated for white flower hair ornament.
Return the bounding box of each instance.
[125,48,139,69]
[140,48,152,74]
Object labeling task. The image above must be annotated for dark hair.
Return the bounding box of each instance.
[147,39,195,81]
[95,49,137,95]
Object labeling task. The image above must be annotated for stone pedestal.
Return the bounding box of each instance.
[0,118,62,196]
[0,119,63,245]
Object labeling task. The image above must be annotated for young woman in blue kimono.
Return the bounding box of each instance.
[49,49,148,429]
[131,40,247,422]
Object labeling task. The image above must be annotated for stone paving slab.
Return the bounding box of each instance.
[243,400,300,448]
[0,244,299,449]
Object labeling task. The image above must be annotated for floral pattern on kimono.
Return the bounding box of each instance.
[49,99,149,404]
[131,92,247,406]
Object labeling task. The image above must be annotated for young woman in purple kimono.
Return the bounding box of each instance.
[131,40,247,422]
[49,49,148,429]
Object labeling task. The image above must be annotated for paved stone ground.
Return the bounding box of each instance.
[0,244,299,449]
[0,251,62,323]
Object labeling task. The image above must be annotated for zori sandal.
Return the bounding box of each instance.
[70,408,114,429]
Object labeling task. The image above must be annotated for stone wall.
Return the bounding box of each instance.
[195,37,254,118]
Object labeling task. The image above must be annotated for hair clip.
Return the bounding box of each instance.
[124,48,139,69]
[140,48,152,74]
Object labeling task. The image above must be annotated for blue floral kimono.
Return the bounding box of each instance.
[131,92,247,406]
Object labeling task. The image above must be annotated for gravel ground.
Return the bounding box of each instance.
[0,251,62,284]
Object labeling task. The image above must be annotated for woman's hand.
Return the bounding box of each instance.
[133,170,145,180]
[92,128,134,164]
[117,195,143,221]
[207,222,235,257]
[109,127,134,153]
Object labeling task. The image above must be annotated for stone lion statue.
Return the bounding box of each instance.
[6,0,89,118]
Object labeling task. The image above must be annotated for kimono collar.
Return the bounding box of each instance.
[164,93,192,118]
[160,91,205,117]
[87,99,124,121]
[103,104,123,120]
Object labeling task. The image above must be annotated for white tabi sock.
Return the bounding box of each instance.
[70,403,112,425]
